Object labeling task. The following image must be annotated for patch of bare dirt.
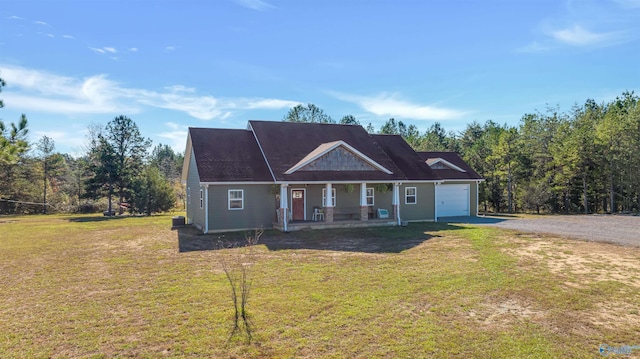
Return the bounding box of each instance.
[505,238,640,289]
[467,297,544,329]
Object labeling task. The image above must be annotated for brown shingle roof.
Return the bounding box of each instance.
[249,121,406,182]
[371,134,440,181]
[189,127,273,182]
[417,151,483,180]
[188,122,483,183]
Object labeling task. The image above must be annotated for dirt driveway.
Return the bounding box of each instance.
[474,215,640,247]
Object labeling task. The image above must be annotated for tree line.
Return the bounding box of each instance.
[286,93,640,215]
[2,76,638,215]
[0,77,183,215]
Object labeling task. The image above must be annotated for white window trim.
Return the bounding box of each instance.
[405,187,417,205]
[228,189,244,210]
[366,188,375,206]
[199,189,203,209]
[322,188,337,207]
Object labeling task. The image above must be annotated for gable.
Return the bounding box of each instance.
[418,151,483,180]
[247,120,404,181]
[427,158,466,172]
[284,140,392,174]
[298,146,377,171]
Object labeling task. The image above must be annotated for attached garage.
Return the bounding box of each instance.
[436,183,470,217]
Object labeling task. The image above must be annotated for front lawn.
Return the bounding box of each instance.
[1,214,638,358]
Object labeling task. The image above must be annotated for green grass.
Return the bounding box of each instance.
[1,214,639,358]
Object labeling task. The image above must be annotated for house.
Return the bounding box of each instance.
[181,121,483,233]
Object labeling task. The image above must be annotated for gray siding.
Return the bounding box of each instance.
[207,184,276,231]
[400,183,436,221]
[185,149,206,230]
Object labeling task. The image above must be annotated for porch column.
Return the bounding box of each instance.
[359,182,368,221]
[392,182,400,226]
[324,183,334,223]
[434,182,439,223]
[280,183,289,231]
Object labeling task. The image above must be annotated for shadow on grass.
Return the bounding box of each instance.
[439,216,508,224]
[177,222,465,254]
[67,215,131,223]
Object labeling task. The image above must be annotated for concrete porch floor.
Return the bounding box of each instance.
[273,218,397,232]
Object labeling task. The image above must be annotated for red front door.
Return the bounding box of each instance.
[291,190,305,221]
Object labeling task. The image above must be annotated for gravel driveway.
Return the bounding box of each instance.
[466,215,640,247]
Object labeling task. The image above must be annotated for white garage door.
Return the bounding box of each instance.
[437,184,470,217]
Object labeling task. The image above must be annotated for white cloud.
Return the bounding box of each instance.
[10,16,24,20]
[165,85,196,93]
[33,129,87,152]
[63,35,74,39]
[47,34,55,38]
[90,46,118,55]
[331,92,467,121]
[243,98,300,109]
[165,46,176,51]
[233,0,274,11]
[34,20,49,26]
[0,64,299,121]
[550,25,615,46]
[157,122,189,153]
[129,47,138,52]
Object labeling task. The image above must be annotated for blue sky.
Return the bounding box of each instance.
[1,0,639,155]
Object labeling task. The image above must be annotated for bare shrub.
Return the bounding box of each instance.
[217,228,263,343]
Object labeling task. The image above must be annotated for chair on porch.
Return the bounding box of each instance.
[312,206,325,221]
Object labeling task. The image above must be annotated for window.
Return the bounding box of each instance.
[366,188,374,206]
[199,189,203,209]
[405,187,417,204]
[322,188,336,207]
[228,189,244,210]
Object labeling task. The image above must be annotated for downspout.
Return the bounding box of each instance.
[476,181,480,217]
[204,184,209,233]
[396,183,401,226]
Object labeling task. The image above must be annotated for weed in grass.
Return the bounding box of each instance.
[217,228,263,344]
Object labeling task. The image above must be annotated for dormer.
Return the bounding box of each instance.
[426,158,466,172]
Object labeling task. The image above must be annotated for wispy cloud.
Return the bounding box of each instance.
[233,0,274,11]
[129,47,138,52]
[0,64,299,121]
[62,34,74,39]
[157,122,189,152]
[521,0,640,52]
[331,92,467,121]
[10,15,23,20]
[90,47,118,56]
[165,46,176,52]
[34,20,49,26]
[550,25,616,46]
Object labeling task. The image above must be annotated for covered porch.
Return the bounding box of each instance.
[274,217,397,232]
[274,182,402,232]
